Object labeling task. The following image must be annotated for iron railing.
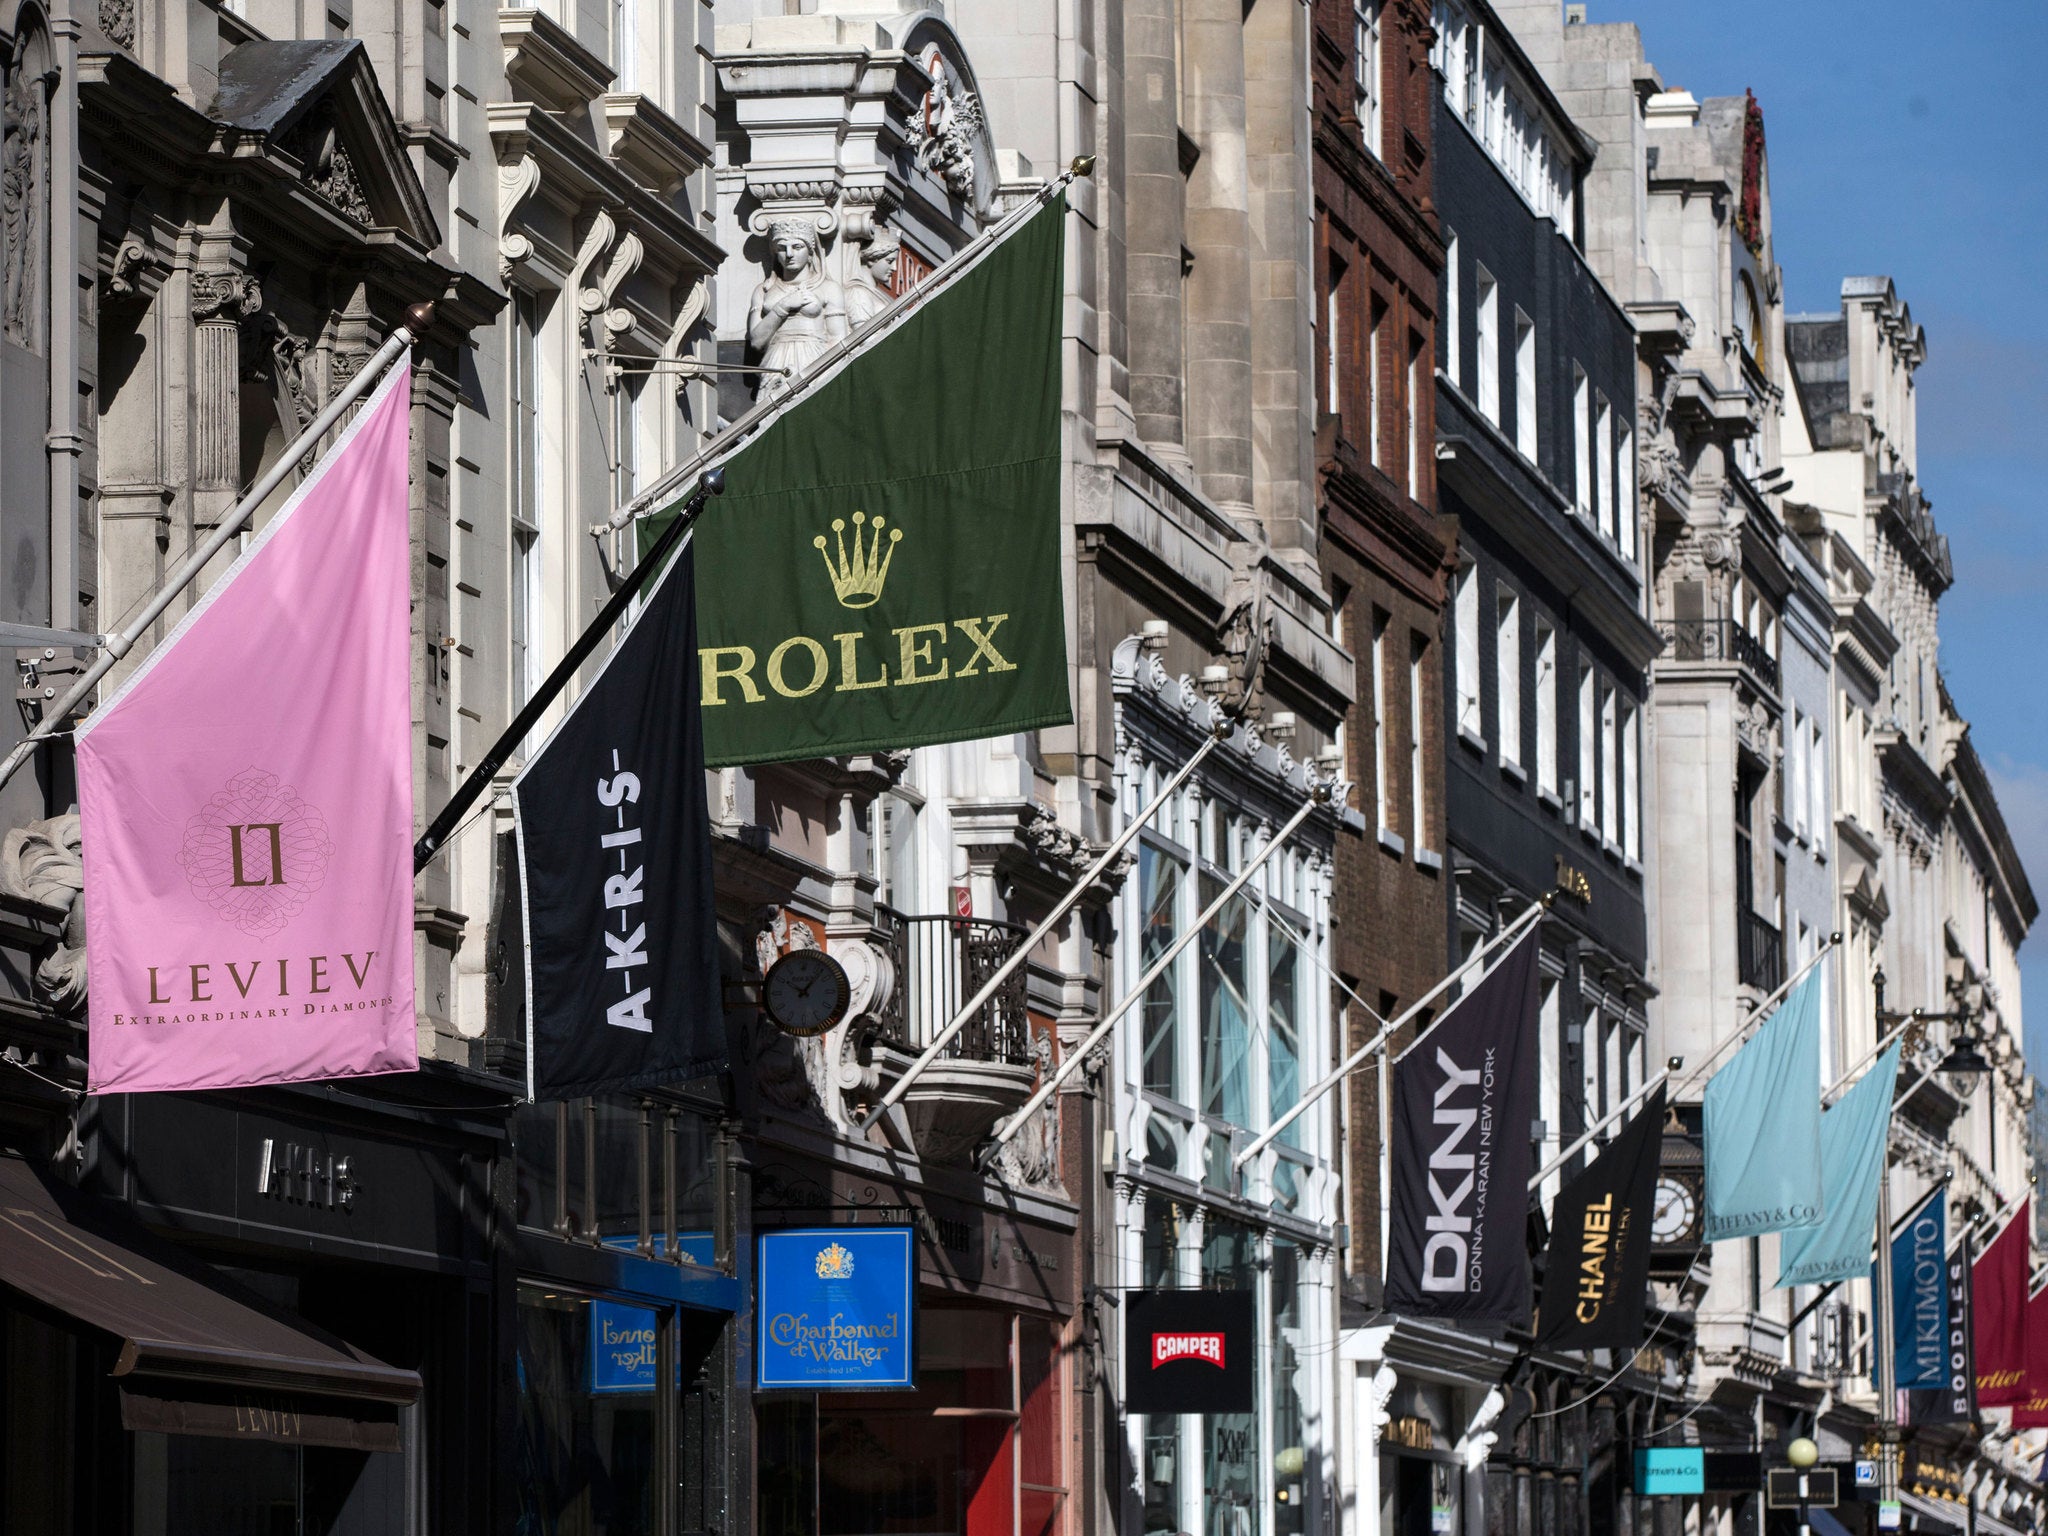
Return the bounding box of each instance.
[872,906,1033,1065]
[1656,618,1780,692]
[1738,907,1784,993]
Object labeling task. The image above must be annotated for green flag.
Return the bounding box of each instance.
[645,197,1071,767]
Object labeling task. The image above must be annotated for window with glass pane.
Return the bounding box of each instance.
[1267,919,1301,1146]
[1198,875,1251,1126]
[1269,1241,1308,1536]
[1140,843,1186,1100]
[1201,1221,1258,1536]
[515,1288,662,1536]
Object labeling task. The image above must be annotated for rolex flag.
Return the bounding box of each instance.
[512,542,723,1100]
[1702,969,1824,1241]
[77,361,417,1092]
[1384,928,1541,1330]
[1535,1084,1665,1352]
[1974,1199,2029,1407]
[645,196,1071,767]
[1776,1042,1900,1287]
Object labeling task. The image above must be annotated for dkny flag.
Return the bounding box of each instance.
[645,196,1071,767]
[513,543,723,1099]
[1535,1084,1665,1352]
[1384,928,1541,1330]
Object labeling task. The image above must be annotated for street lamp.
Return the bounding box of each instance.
[1788,1437,1820,1536]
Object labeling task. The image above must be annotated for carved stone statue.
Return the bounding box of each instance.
[843,228,902,328]
[0,813,87,1014]
[909,48,981,202]
[2,51,47,351]
[745,218,845,395]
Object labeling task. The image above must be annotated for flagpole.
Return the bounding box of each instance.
[1822,1013,1915,1108]
[852,725,1234,1136]
[1230,897,1551,1174]
[1529,1068,1669,1194]
[411,469,727,871]
[974,784,1332,1167]
[591,157,1097,540]
[0,303,436,796]
[1667,933,1840,1100]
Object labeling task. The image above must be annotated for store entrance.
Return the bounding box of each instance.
[757,1301,1065,1536]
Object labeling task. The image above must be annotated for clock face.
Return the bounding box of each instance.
[762,949,852,1038]
[1652,1176,1699,1245]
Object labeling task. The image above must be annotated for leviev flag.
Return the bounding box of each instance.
[644,196,1071,767]
[1384,928,1540,1331]
[1776,1043,1900,1287]
[1535,1084,1666,1353]
[512,541,723,1100]
[77,361,417,1092]
[1974,1199,2029,1406]
[1702,969,1823,1242]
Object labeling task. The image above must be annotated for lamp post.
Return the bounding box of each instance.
[1788,1436,1820,1536]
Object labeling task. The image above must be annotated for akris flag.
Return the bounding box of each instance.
[1384,929,1541,1331]
[1536,1084,1665,1353]
[77,362,418,1092]
[513,543,723,1100]
[645,197,1071,766]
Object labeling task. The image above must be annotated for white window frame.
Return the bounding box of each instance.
[1599,681,1618,846]
[1410,632,1429,848]
[1513,310,1537,461]
[1475,267,1499,425]
[509,287,546,708]
[1595,393,1614,540]
[1618,426,1637,562]
[1355,0,1384,161]
[1571,364,1590,515]
[1372,610,1391,833]
[1444,229,1460,390]
[1496,586,1521,768]
[1623,701,1641,862]
[1454,561,1481,739]
[1534,619,1557,797]
[1577,661,1595,827]
[1407,331,1424,497]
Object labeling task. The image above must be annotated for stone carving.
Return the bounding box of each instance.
[990,1030,1061,1189]
[837,937,895,1023]
[1021,802,1086,869]
[747,911,836,1117]
[99,0,136,48]
[658,276,708,398]
[497,153,542,283]
[2,47,47,351]
[106,236,155,298]
[191,269,261,322]
[284,107,372,224]
[261,315,318,436]
[843,226,901,328]
[1456,1387,1507,1472]
[908,46,980,201]
[581,228,644,340]
[745,218,845,395]
[0,814,87,1014]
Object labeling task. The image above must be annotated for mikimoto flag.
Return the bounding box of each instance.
[512,540,722,1100]
[77,360,417,1092]
[644,195,1071,766]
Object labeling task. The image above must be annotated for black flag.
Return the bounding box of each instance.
[1908,1235,1978,1426]
[1535,1083,1665,1351]
[1384,929,1540,1330]
[513,543,723,1099]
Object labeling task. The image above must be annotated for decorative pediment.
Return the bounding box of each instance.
[209,40,440,249]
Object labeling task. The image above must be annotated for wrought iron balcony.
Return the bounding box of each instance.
[1656,618,1780,693]
[1738,906,1784,993]
[871,907,1033,1065]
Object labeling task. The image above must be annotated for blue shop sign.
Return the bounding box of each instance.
[756,1227,915,1390]
[1634,1448,1705,1496]
[590,1301,666,1394]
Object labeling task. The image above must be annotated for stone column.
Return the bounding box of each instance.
[1123,0,1187,459]
[188,268,260,529]
[1181,0,1255,519]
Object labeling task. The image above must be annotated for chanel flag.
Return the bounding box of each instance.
[1384,928,1541,1330]
[644,197,1071,766]
[1535,1084,1665,1352]
[513,542,723,1100]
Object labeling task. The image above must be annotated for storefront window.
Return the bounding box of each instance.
[1266,922,1301,1146]
[760,1303,1067,1536]
[131,1431,406,1535]
[514,1288,662,1536]
[1202,1220,1258,1536]
[1199,877,1251,1126]
[1268,1241,1306,1536]
[1140,844,1186,1100]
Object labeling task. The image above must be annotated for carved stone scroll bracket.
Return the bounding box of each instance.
[497,152,542,284]
[581,226,644,343]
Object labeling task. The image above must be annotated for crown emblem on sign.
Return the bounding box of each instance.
[814,1241,856,1279]
[813,512,903,609]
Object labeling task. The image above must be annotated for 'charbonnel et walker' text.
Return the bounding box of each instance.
[110,953,391,1025]
[766,1311,901,1369]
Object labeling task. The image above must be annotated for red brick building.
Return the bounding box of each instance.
[1311,0,1452,1291]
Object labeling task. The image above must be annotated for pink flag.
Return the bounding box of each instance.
[77,361,418,1093]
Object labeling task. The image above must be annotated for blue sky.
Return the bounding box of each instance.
[1610,0,2048,1063]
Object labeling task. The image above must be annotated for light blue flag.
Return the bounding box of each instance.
[1776,1042,1901,1287]
[1702,970,1824,1241]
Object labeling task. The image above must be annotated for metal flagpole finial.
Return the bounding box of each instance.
[403,301,436,338]
[1068,155,1097,179]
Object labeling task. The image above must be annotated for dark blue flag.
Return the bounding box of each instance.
[1886,1189,1948,1391]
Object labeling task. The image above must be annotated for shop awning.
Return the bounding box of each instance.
[0,1155,418,1451]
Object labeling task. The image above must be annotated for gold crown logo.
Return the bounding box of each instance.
[814,1241,856,1279]
[813,512,902,609]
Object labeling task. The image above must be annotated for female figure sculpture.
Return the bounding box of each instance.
[746,219,846,393]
